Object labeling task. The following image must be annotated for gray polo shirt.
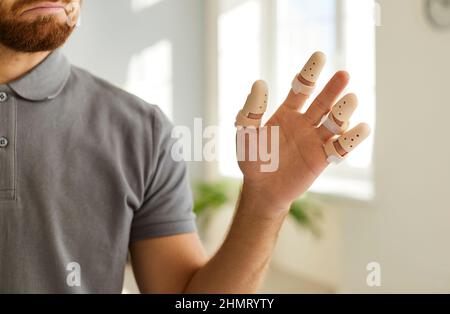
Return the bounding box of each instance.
[0,50,197,293]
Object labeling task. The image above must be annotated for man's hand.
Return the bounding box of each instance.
[236,52,370,216]
[132,52,372,294]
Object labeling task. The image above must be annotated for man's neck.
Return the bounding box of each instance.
[0,45,51,84]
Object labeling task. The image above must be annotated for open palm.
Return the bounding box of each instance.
[237,70,368,213]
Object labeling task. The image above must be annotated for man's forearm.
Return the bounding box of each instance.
[184,185,289,293]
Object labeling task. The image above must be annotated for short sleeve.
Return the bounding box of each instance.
[129,106,197,242]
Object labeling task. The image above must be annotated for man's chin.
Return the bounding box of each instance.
[0,16,74,53]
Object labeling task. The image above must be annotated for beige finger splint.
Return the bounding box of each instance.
[65,2,81,27]
[291,52,326,96]
[235,80,268,128]
[323,123,371,164]
[322,93,358,135]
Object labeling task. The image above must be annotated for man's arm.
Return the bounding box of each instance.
[183,186,287,293]
[129,186,286,294]
[129,232,207,294]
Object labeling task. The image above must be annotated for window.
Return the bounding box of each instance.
[215,0,376,199]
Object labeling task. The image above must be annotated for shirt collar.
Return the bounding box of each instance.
[7,49,71,102]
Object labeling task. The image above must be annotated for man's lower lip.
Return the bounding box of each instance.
[21,7,65,16]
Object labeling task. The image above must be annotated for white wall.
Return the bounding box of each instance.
[341,0,450,292]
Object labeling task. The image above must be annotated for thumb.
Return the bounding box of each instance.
[235,80,268,128]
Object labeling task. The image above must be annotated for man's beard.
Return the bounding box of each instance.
[0,1,74,53]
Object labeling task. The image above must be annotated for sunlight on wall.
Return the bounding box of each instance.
[125,40,173,119]
[131,0,163,12]
[218,0,261,177]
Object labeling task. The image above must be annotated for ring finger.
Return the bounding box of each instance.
[317,93,358,142]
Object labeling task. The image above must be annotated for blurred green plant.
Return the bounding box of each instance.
[193,179,234,233]
[193,179,323,237]
[289,194,323,237]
